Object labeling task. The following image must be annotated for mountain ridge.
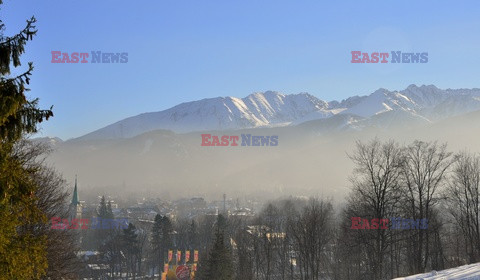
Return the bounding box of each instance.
[76,85,480,141]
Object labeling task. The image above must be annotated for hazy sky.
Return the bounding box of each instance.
[3,0,480,139]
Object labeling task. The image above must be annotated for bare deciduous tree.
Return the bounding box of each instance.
[346,139,404,280]
[289,198,334,280]
[447,152,480,263]
[400,140,452,274]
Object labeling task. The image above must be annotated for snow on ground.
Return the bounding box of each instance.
[393,263,480,280]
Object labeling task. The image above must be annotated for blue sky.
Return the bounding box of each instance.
[3,0,480,139]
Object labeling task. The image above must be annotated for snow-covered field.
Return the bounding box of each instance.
[393,263,480,280]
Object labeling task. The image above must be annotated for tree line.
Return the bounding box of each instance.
[193,139,480,280]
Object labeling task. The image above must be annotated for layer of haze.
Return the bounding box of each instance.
[45,110,480,203]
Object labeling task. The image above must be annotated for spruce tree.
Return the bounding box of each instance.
[188,219,198,251]
[149,215,174,279]
[201,214,234,280]
[98,195,108,218]
[122,223,140,277]
[94,195,110,246]
[161,216,174,259]
[151,214,163,278]
[0,2,53,278]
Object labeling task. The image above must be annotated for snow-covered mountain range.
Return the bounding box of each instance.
[78,85,480,140]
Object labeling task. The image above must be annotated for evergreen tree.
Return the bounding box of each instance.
[199,214,234,280]
[97,195,108,218]
[188,219,198,251]
[94,196,110,247]
[122,223,140,278]
[216,213,227,233]
[161,216,174,262]
[151,214,163,278]
[0,2,53,278]
[97,198,121,276]
[149,215,174,278]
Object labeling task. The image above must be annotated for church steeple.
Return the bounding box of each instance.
[71,175,79,206]
[69,175,82,220]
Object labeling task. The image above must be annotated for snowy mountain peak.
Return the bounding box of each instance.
[77,85,480,140]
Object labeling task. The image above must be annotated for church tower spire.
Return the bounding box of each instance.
[71,175,79,206]
[69,175,82,220]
